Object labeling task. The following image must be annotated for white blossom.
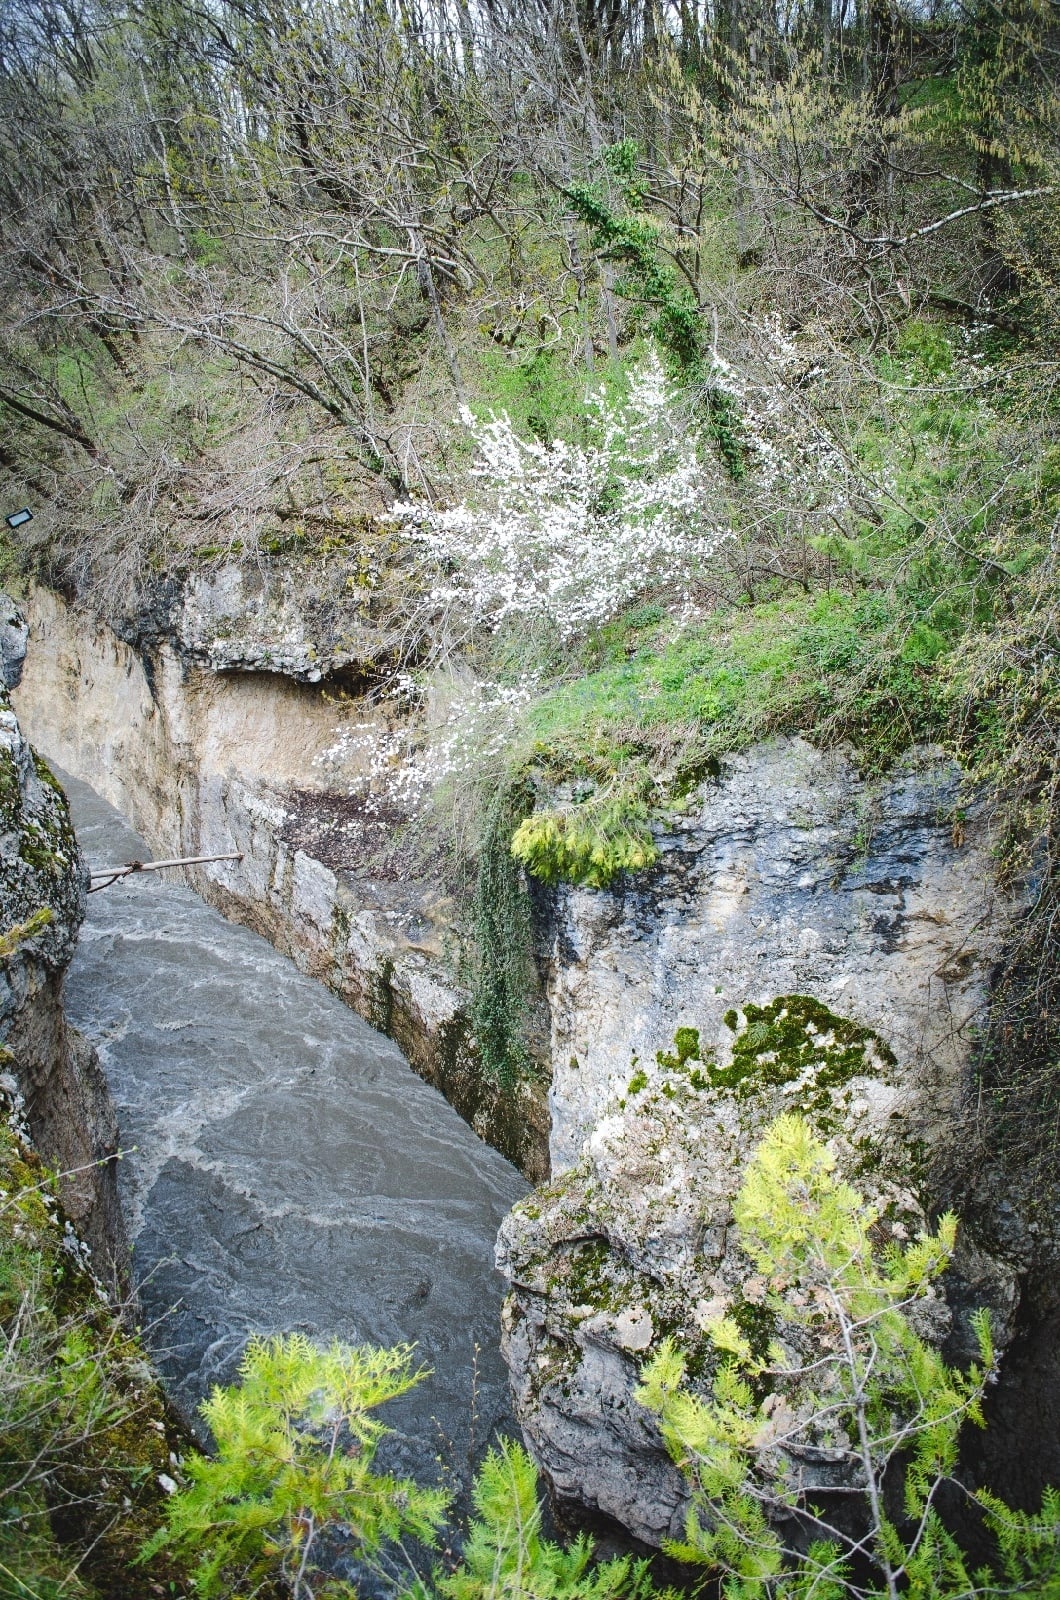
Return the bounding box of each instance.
[393,351,732,641]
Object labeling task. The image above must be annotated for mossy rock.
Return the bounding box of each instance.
[715,994,895,1107]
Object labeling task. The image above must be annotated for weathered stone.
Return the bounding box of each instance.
[546,739,1005,1172]
[117,558,401,683]
[0,593,27,689]
[499,742,1025,1545]
[0,599,126,1278]
[500,997,1032,1544]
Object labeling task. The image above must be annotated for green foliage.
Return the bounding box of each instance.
[976,1489,1060,1596]
[638,1115,1005,1599]
[140,1334,447,1599]
[0,1102,184,1600]
[896,321,954,378]
[425,1438,660,1600]
[510,785,659,890]
[470,342,593,450]
[564,181,701,376]
[565,143,746,479]
[0,906,53,957]
[470,785,537,1089]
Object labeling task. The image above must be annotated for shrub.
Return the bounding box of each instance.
[510,789,659,890]
[639,1114,1060,1599]
[140,1334,447,1599]
[393,353,730,646]
[426,1438,661,1600]
[0,1089,182,1600]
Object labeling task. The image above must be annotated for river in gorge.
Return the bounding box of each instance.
[59,770,527,1506]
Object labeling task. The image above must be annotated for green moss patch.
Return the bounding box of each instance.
[715,995,894,1107]
[639,1000,896,1124]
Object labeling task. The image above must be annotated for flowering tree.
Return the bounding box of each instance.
[394,353,731,645]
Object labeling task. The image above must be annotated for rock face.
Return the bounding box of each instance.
[0,596,126,1279]
[546,739,1003,1172]
[0,591,28,689]
[114,559,402,683]
[12,584,549,1178]
[499,740,1025,1544]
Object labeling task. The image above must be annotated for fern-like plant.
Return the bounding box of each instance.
[419,1438,661,1600]
[510,790,659,890]
[140,1333,448,1598]
[638,1114,995,1599]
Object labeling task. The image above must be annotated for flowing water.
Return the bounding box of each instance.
[59,772,527,1494]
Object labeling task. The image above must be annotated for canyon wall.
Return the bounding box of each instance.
[0,595,126,1281]
[12,583,549,1178]
[13,578,1059,1544]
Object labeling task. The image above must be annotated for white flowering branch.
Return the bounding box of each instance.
[393,351,733,643]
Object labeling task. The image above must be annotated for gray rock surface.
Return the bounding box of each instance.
[546,739,1005,1171]
[500,739,1024,1545]
[118,558,400,682]
[0,596,126,1276]
[499,1001,1023,1546]
[0,593,27,689]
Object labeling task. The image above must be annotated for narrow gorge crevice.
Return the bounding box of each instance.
[13,583,551,1180]
[12,578,1060,1552]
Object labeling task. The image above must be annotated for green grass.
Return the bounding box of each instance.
[499,590,955,886]
[525,590,949,781]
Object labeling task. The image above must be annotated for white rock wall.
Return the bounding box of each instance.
[546,738,1003,1170]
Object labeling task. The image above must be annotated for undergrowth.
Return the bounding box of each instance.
[0,1087,191,1599]
[486,324,1057,893]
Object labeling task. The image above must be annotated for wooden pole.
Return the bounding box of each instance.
[87,853,244,893]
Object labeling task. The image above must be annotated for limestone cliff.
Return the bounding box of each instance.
[497,741,1033,1544]
[12,581,549,1178]
[0,595,126,1280]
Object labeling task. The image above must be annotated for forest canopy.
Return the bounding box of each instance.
[0,0,1055,601]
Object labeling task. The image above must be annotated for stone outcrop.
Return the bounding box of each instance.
[498,741,1027,1543]
[113,555,403,683]
[0,595,126,1280]
[12,584,549,1178]
[545,740,1002,1173]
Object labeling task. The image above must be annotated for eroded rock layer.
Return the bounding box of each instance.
[545,739,1002,1172]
